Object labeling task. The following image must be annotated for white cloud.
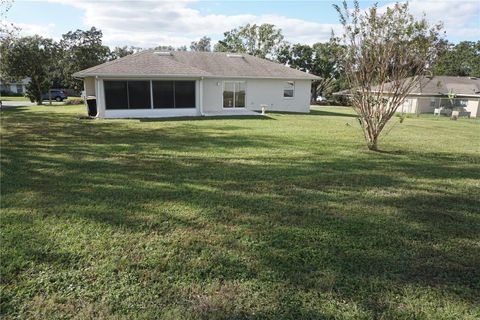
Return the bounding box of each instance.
[46,0,341,47]
[5,21,56,39]
[28,0,479,48]
[379,0,480,40]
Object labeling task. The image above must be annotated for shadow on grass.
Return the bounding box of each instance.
[139,114,274,122]
[309,108,358,118]
[1,106,479,318]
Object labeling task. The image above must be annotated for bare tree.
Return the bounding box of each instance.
[333,1,443,150]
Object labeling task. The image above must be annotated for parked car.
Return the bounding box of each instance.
[41,89,68,102]
[316,96,327,102]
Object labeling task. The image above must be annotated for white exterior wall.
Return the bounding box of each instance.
[92,77,311,118]
[465,99,480,118]
[97,77,201,119]
[202,78,222,113]
[84,77,96,96]
[202,78,311,113]
[397,97,418,113]
[397,96,480,117]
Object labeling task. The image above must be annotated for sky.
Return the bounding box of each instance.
[4,0,480,48]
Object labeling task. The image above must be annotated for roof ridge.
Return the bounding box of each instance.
[159,53,213,76]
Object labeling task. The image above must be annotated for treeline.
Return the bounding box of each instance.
[1,24,479,104]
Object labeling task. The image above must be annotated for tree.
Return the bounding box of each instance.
[333,1,442,150]
[190,36,211,52]
[214,23,285,60]
[277,41,346,101]
[109,45,142,60]
[311,41,347,99]
[59,27,110,90]
[154,45,187,51]
[432,41,480,77]
[1,36,58,104]
[154,45,176,51]
[277,43,313,71]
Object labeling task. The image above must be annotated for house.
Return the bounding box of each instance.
[73,51,320,118]
[395,76,480,117]
[0,77,30,95]
[334,76,480,118]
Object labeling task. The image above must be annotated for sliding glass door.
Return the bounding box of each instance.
[223,81,245,108]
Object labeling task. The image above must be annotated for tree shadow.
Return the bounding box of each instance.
[309,108,357,118]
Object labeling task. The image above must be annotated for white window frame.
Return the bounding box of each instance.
[283,81,295,99]
[222,81,246,109]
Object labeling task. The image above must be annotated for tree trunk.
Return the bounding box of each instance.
[367,141,378,151]
[366,134,378,151]
[362,123,379,151]
[35,79,43,105]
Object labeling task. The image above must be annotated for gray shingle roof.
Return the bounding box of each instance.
[73,50,320,80]
[407,76,480,96]
[334,76,480,97]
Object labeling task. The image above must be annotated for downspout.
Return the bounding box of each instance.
[81,77,87,110]
[95,76,100,118]
[199,76,205,116]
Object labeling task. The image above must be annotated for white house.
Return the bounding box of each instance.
[395,76,480,117]
[0,77,30,95]
[335,76,480,118]
[73,51,320,118]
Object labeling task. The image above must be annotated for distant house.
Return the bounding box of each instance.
[0,77,30,95]
[335,76,480,118]
[73,50,320,118]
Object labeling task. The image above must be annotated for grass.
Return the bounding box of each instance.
[1,105,479,319]
[0,96,28,101]
[0,96,82,101]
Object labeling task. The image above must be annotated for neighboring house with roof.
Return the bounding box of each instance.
[73,50,319,118]
[396,76,480,117]
[334,76,480,118]
[0,77,30,95]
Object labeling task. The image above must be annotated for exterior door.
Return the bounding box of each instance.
[223,81,245,108]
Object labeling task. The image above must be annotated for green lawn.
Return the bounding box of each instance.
[0,96,82,102]
[1,105,479,319]
[0,96,28,101]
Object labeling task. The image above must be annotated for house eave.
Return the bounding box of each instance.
[73,73,319,81]
[377,91,480,98]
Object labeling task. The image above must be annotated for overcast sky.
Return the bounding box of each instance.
[6,0,480,48]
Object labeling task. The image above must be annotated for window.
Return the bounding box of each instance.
[128,81,151,109]
[283,81,295,98]
[105,80,195,110]
[175,81,196,108]
[105,81,128,109]
[105,80,151,110]
[223,82,234,108]
[235,82,245,108]
[223,81,245,108]
[152,80,195,108]
[152,81,174,108]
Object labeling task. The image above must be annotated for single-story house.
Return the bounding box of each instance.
[334,76,480,118]
[0,77,30,95]
[73,51,320,118]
